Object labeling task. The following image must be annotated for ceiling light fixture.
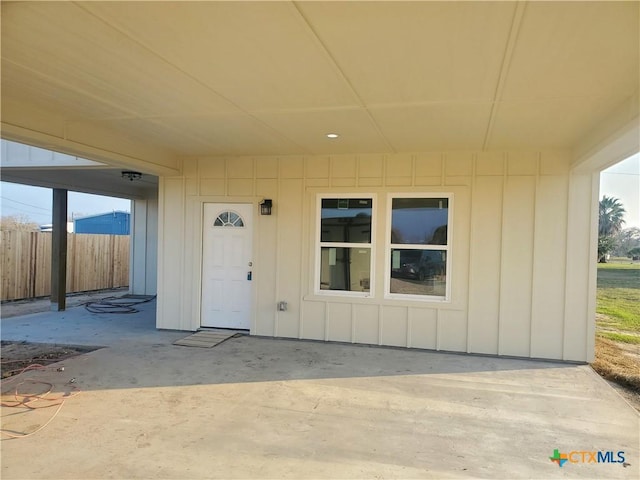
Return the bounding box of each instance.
[326,133,339,139]
[121,171,142,181]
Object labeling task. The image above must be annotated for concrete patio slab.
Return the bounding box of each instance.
[1,296,183,347]
[1,304,638,479]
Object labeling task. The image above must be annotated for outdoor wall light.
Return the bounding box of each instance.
[121,171,142,181]
[260,199,273,215]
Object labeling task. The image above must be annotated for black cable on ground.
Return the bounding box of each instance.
[84,295,156,314]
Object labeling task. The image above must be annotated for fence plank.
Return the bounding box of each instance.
[1,232,129,301]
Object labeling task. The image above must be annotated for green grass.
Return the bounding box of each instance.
[596,263,640,341]
[598,332,640,345]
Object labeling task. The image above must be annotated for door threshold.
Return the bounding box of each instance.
[198,326,249,334]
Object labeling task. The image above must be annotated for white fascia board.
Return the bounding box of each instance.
[572,92,640,173]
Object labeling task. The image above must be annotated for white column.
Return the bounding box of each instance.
[130,196,158,295]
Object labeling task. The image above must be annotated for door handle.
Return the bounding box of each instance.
[247,271,252,281]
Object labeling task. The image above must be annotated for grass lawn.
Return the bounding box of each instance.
[593,260,639,395]
[596,261,640,343]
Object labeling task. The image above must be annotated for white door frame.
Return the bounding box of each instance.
[200,202,254,329]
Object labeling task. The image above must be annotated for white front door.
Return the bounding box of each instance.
[201,203,253,329]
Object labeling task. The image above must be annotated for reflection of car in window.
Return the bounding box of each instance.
[392,250,445,281]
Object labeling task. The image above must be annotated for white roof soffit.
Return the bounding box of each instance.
[1,1,638,169]
[1,139,106,169]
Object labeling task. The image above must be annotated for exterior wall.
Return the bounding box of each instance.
[74,212,130,235]
[157,150,595,361]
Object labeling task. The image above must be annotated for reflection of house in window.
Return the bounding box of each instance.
[388,196,451,299]
[318,198,372,293]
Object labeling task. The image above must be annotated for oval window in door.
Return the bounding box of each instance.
[213,211,245,227]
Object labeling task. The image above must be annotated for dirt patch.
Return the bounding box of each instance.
[592,336,640,411]
[606,380,640,412]
[1,341,99,379]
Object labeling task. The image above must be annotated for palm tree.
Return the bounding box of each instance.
[599,196,626,236]
[598,196,626,262]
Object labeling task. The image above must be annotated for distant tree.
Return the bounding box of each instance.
[0,214,39,232]
[598,196,626,263]
[612,227,640,257]
[627,247,640,260]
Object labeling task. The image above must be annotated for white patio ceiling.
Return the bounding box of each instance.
[1,1,638,173]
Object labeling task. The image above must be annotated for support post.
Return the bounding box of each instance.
[51,188,68,311]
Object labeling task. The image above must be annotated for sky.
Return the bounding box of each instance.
[1,182,130,225]
[1,153,638,228]
[600,153,640,229]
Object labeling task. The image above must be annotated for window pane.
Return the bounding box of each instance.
[391,198,448,245]
[321,198,372,243]
[320,247,371,292]
[214,211,244,227]
[390,249,446,297]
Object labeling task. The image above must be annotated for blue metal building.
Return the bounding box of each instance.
[74,211,130,235]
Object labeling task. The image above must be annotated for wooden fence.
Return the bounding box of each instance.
[1,231,129,301]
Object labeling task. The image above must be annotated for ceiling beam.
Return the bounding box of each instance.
[0,168,155,200]
[1,120,180,176]
[482,1,527,151]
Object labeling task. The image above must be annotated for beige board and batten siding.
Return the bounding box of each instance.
[157,150,595,362]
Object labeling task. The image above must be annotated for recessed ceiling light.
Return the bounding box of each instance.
[326,133,339,139]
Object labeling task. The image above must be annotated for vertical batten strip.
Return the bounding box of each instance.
[528,153,541,357]
[435,308,440,350]
[377,304,383,345]
[178,177,187,330]
[350,303,355,343]
[466,154,477,353]
[273,160,282,337]
[298,175,306,339]
[324,301,329,341]
[559,172,570,360]
[497,154,507,355]
[157,177,165,328]
[586,172,600,362]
